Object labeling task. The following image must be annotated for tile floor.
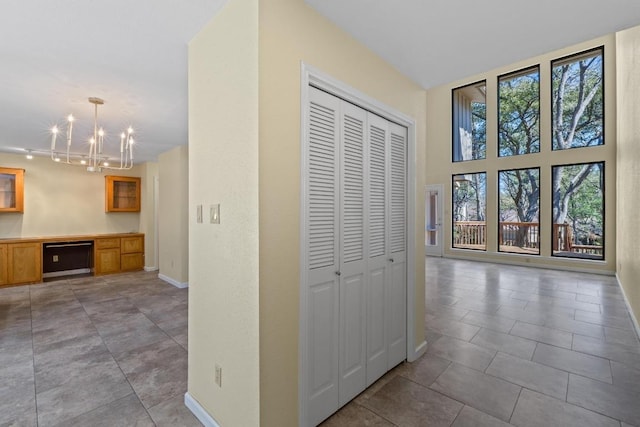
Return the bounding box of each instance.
[0,270,201,426]
[322,257,640,427]
[3,259,640,426]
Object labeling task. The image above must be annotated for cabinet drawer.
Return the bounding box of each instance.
[121,253,143,272]
[95,238,121,249]
[121,236,143,254]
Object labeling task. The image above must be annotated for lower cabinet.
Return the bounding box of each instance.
[0,233,144,286]
[95,248,121,275]
[0,244,7,285]
[7,242,41,284]
[95,234,144,275]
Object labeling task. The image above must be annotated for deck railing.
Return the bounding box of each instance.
[452,221,603,256]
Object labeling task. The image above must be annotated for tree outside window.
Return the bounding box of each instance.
[499,67,540,157]
[452,173,486,250]
[498,168,540,254]
[552,162,604,260]
[552,48,603,150]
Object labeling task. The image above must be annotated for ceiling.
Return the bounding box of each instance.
[0,0,226,164]
[2,1,640,165]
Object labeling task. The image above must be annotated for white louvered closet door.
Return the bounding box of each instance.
[386,122,407,369]
[338,101,368,406]
[365,113,390,385]
[306,87,341,426]
[305,87,407,427]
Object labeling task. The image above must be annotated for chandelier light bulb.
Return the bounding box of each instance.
[98,128,105,137]
[51,125,59,134]
[67,114,74,123]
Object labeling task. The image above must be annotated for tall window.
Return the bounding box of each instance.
[452,173,486,250]
[552,162,604,260]
[499,66,540,156]
[449,46,607,262]
[552,47,604,150]
[452,81,486,162]
[498,168,540,255]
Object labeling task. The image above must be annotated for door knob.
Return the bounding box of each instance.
[389,258,394,263]
[335,271,341,276]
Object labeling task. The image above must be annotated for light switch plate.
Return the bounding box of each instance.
[210,204,220,224]
[196,205,203,223]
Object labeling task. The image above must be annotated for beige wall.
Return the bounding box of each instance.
[616,26,640,328]
[187,0,260,425]
[426,35,616,273]
[0,152,144,238]
[139,161,158,269]
[259,0,426,425]
[158,145,188,284]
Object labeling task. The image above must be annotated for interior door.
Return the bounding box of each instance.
[338,101,367,405]
[365,113,389,385]
[425,184,444,256]
[386,123,407,368]
[306,88,341,426]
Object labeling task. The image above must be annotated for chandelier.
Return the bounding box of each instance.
[51,97,134,172]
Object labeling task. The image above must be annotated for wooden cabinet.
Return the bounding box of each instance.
[120,235,144,271]
[94,234,144,275]
[7,242,41,284]
[0,244,7,285]
[95,237,121,275]
[0,167,25,213]
[105,176,141,212]
[0,233,144,285]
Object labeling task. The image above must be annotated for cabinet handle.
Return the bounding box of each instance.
[335,271,341,276]
[389,258,394,263]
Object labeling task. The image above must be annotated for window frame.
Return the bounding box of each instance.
[497,166,541,256]
[550,161,605,261]
[451,80,487,163]
[451,171,487,251]
[551,46,605,152]
[497,64,541,158]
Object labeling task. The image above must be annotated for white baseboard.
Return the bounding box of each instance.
[158,273,189,289]
[407,340,427,362]
[615,273,640,341]
[184,393,221,427]
[144,266,159,272]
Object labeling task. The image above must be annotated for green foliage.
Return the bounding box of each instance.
[553,163,603,245]
[471,102,486,159]
[499,70,540,156]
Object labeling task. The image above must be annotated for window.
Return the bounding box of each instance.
[452,173,486,250]
[552,162,604,260]
[498,66,540,156]
[498,168,540,255]
[552,47,604,150]
[449,46,608,262]
[452,81,486,162]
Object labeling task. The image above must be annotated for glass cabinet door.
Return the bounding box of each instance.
[0,167,24,213]
[105,175,141,212]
